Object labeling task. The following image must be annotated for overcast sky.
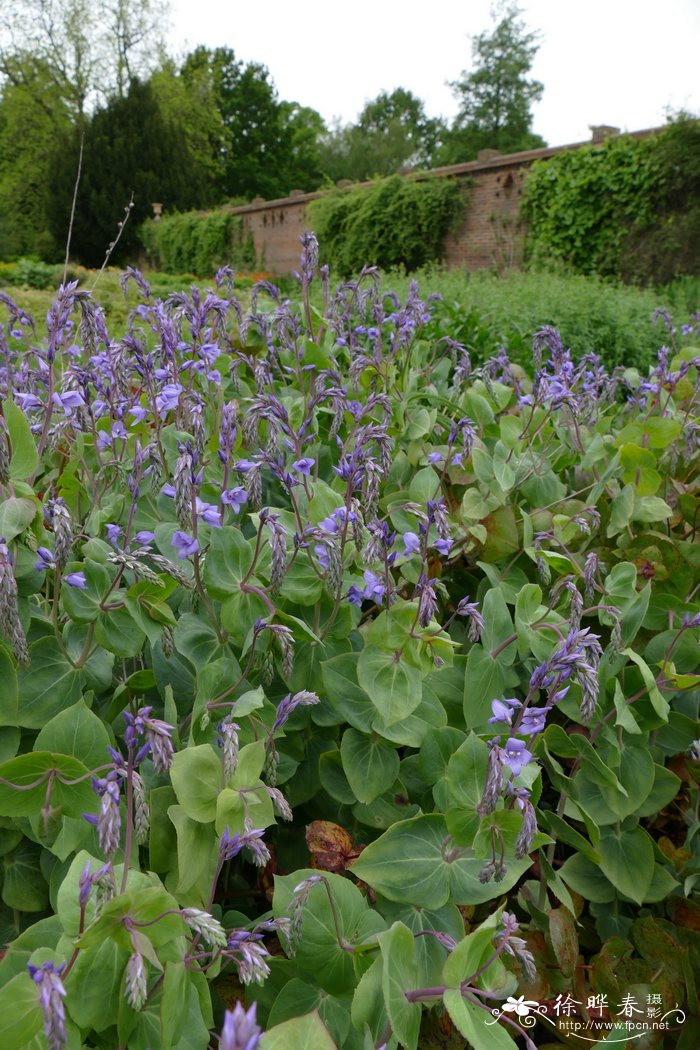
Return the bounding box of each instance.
[167,0,700,148]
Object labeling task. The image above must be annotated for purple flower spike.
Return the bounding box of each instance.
[219,1001,262,1049]
[172,531,199,559]
[64,572,87,588]
[502,738,534,777]
[27,961,67,1050]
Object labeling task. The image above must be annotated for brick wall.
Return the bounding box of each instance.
[223,127,660,276]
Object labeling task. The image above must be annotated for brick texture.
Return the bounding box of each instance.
[223,127,661,276]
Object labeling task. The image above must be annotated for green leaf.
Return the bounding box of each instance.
[201,526,253,599]
[349,814,536,908]
[319,751,356,804]
[632,496,673,522]
[443,990,517,1050]
[597,826,654,905]
[570,744,655,825]
[261,1011,338,1050]
[379,922,421,1050]
[635,764,681,818]
[4,399,39,480]
[340,729,400,804]
[357,645,423,726]
[350,956,389,1043]
[34,698,111,770]
[0,497,36,541]
[463,644,516,730]
[167,805,218,897]
[65,938,129,1031]
[321,653,375,732]
[60,560,112,623]
[446,733,489,811]
[621,648,669,719]
[0,646,19,727]
[1,839,49,911]
[0,969,43,1049]
[0,751,95,817]
[559,853,615,903]
[161,962,191,1049]
[170,745,222,823]
[272,870,385,996]
[480,588,516,664]
[94,605,146,657]
[267,980,351,1046]
[17,638,84,728]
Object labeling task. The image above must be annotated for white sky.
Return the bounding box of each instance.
[167,0,700,148]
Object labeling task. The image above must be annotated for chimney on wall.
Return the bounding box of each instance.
[589,125,620,145]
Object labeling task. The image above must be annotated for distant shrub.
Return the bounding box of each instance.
[140,209,257,275]
[0,258,74,290]
[522,116,700,285]
[386,267,681,372]
[307,174,466,276]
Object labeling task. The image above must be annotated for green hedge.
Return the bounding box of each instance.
[307,174,466,277]
[521,117,700,285]
[139,208,257,275]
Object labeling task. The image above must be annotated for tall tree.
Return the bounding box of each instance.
[319,89,445,183]
[439,1,545,164]
[181,47,326,201]
[48,78,211,265]
[0,65,71,259]
[0,0,167,120]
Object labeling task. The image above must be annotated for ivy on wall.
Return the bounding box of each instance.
[521,117,700,284]
[307,174,467,276]
[140,209,256,275]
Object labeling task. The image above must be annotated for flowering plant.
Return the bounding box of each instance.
[0,244,697,1048]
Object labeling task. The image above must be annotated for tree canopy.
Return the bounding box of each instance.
[438,1,545,163]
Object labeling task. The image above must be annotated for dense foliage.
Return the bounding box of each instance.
[0,237,698,1048]
[140,211,256,277]
[522,117,700,285]
[394,267,685,372]
[307,176,465,277]
[0,1,549,266]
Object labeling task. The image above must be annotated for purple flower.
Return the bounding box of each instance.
[220,826,271,867]
[195,498,221,527]
[402,531,421,557]
[35,547,55,571]
[519,706,550,737]
[292,457,315,475]
[133,530,155,545]
[172,531,199,559]
[489,698,521,725]
[221,486,248,513]
[219,1002,262,1049]
[272,690,320,732]
[502,738,533,777]
[433,537,453,556]
[155,383,183,415]
[64,572,87,588]
[105,523,122,547]
[52,390,84,415]
[426,451,443,464]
